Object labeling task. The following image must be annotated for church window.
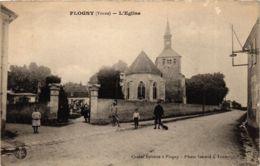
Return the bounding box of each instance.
[162,59,165,65]
[153,82,157,99]
[173,59,176,64]
[167,59,172,64]
[138,81,145,99]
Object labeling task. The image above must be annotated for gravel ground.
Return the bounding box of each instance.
[2,110,249,166]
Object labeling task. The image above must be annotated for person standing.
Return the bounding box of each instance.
[111,100,120,127]
[153,99,164,129]
[32,107,41,134]
[133,108,140,129]
[84,104,90,123]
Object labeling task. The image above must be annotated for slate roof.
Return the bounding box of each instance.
[158,48,181,58]
[126,51,162,75]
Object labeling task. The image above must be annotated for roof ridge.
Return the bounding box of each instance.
[126,51,162,75]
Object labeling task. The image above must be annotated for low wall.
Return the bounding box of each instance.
[7,103,51,125]
[91,99,220,124]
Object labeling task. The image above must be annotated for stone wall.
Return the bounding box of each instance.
[90,99,220,124]
[6,103,51,124]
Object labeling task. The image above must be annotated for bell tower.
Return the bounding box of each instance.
[155,19,186,103]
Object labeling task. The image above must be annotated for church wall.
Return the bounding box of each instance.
[156,56,181,79]
[124,74,165,101]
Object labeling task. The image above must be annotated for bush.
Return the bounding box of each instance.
[7,103,50,125]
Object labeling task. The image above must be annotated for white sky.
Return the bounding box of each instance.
[4,1,260,106]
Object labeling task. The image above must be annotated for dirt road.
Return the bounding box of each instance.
[2,110,247,166]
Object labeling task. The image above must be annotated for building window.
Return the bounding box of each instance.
[153,82,157,99]
[138,81,145,99]
[173,59,176,64]
[162,59,165,65]
[167,59,172,64]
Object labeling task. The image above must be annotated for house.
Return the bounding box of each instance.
[243,17,260,130]
[7,91,37,104]
[67,92,89,105]
[0,4,17,131]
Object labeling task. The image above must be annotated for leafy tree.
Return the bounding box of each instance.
[232,100,242,109]
[88,60,127,99]
[45,75,61,85]
[58,86,69,122]
[112,60,128,72]
[165,80,183,103]
[186,73,229,105]
[63,82,88,96]
[39,75,61,102]
[8,62,52,93]
[97,66,124,99]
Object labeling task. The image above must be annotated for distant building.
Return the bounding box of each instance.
[243,17,260,129]
[124,51,165,101]
[0,4,17,132]
[7,91,37,104]
[67,92,89,105]
[155,21,186,103]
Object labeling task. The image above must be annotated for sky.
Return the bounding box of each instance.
[3,1,260,106]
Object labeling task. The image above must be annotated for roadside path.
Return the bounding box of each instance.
[2,110,246,166]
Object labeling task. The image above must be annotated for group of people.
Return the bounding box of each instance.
[110,99,165,130]
[31,99,165,134]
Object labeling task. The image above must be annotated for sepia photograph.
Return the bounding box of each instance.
[0,0,259,165]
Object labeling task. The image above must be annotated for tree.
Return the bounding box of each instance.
[232,100,242,109]
[38,75,61,102]
[186,73,229,105]
[96,66,124,99]
[58,87,69,122]
[89,60,127,99]
[8,62,52,93]
[165,80,183,103]
[63,82,88,96]
[112,60,128,72]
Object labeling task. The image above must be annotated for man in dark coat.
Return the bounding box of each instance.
[83,104,90,123]
[154,99,164,129]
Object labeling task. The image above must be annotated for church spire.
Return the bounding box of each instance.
[165,18,171,35]
[164,19,172,49]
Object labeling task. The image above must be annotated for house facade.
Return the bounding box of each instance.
[0,4,17,132]
[243,17,260,129]
[7,91,37,104]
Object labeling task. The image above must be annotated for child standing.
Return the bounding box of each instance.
[133,108,140,129]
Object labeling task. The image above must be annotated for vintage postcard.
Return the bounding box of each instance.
[1,1,259,166]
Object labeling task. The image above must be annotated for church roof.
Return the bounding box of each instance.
[126,51,162,75]
[158,48,181,58]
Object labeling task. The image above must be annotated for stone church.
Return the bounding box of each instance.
[123,51,166,101]
[122,21,186,103]
[155,21,186,103]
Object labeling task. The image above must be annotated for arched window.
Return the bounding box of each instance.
[138,81,145,99]
[153,82,157,99]
[127,82,130,99]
